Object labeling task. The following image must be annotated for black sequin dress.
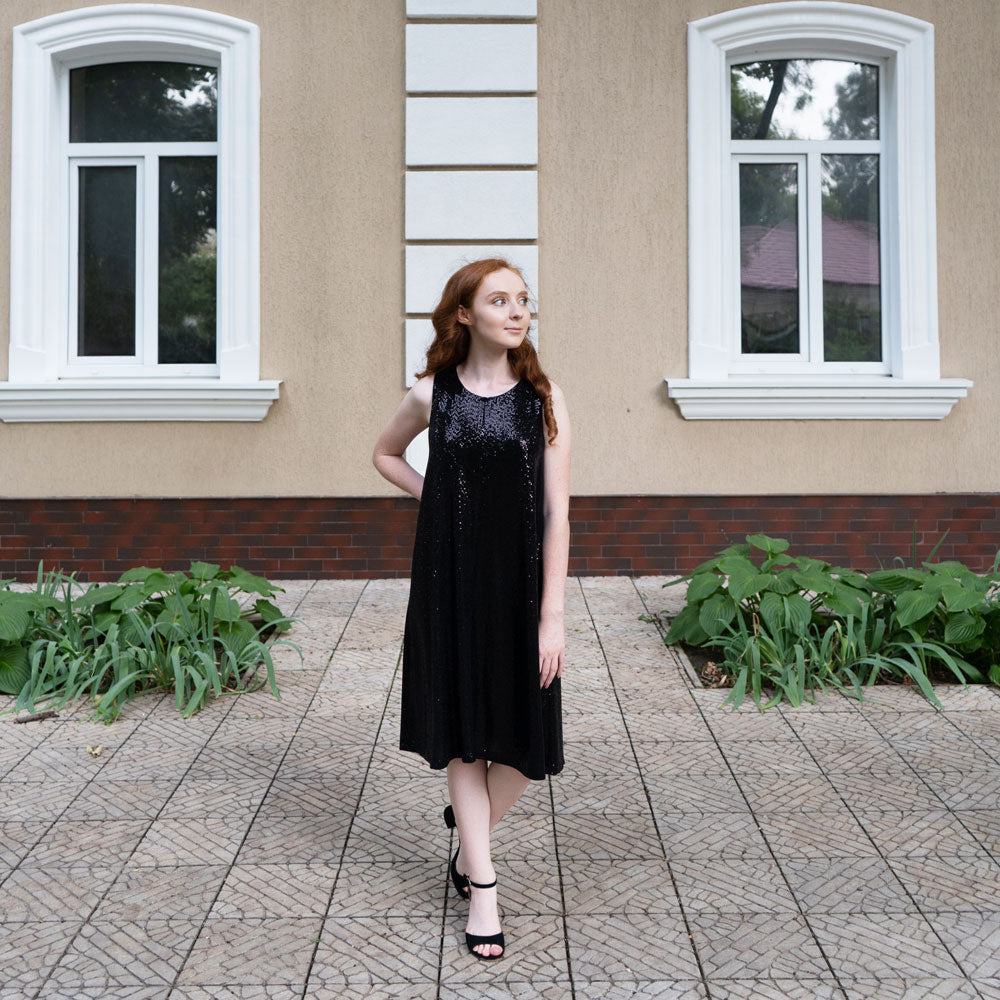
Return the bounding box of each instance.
[400,364,564,781]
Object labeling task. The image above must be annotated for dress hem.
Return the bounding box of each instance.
[398,743,563,782]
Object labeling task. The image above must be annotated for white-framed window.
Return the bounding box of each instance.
[667,1,971,420]
[0,5,280,422]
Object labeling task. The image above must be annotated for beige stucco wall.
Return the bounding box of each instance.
[0,0,996,497]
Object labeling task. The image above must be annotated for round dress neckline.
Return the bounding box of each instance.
[454,367,524,400]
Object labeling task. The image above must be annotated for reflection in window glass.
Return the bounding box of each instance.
[823,155,881,362]
[159,157,217,364]
[731,60,878,141]
[740,163,799,354]
[70,62,217,143]
[78,166,136,357]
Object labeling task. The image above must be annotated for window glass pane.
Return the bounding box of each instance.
[822,154,881,362]
[70,62,217,143]
[740,162,799,354]
[78,165,136,357]
[731,60,878,140]
[158,157,217,364]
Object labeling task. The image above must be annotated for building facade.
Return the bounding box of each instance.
[0,0,996,579]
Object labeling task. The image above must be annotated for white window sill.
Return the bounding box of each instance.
[665,377,973,420]
[0,379,282,422]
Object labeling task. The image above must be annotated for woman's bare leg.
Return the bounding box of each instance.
[486,761,532,828]
[447,758,505,957]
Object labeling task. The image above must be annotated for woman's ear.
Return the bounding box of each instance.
[456,305,469,325]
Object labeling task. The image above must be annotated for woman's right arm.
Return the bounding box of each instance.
[371,375,434,501]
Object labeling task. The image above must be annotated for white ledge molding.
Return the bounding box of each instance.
[0,380,282,422]
[665,378,973,420]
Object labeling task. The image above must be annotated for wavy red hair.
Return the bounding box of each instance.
[415,258,557,443]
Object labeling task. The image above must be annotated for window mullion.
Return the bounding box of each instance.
[805,150,824,364]
[142,153,159,366]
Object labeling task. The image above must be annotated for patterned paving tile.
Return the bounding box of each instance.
[851,687,941,712]
[560,859,681,914]
[36,986,173,999]
[440,912,567,984]
[2,865,120,920]
[176,916,322,986]
[94,864,228,922]
[824,771,943,811]
[918,769,1000,809]
[854,809,986,857]
[62,780,176,821]
[22,820,148,869]
[671,857,797,914]
[211,864,338,918]
[0,820,55,866]
[283,714,384,746]
[160,779,271,819]
[974,978,1000,1000]
[554,809,662,861]
[550,771,650,813]
[781,712,882,739]
[839,979,981,999]
[131,816,251,866]
[325,861,442,918]
[309,983,438,999]
[805,912,966,978]
[643,771,749,814]
[309,916,442,984]
[890,738,993,772]
[714,739,825,775]
[702,981,842,999]
[928,685,1000,710]
[950,710,1000,741]
[558,739,643,777]
[172,987,301,1000]
[236,813,353,865]
[257,777,363,818]
[573,984,707,1000]
[801,738,905,773]
[276,744,375,782]
[649,811,772,860]
[753,811,879,858]
[562,711,631,742]
[929,911,1000,979]
[953,808,1000,855]
[736,773,852,814]
[89,744,202,783]
[46,917,202,988]
[687,911,830,980]
[5,745,111,783]
[703,711,796,740]
[863,710,975,741]
[778,856,917,913]
[342,805,450,863]
[484,813,559,864]
[887,855,1000,911]
[624,714,717,742]
[0,920,84,993]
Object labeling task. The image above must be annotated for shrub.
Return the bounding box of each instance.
[659,534,1000,711]
[0,562,299,721]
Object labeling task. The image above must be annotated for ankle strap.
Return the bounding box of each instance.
[467,877,497,889]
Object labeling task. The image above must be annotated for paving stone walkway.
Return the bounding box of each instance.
[2,576,1000,999]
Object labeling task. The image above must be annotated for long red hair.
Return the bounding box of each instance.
[415,258,558,443]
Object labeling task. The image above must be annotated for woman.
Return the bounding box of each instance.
[372,258,571,960]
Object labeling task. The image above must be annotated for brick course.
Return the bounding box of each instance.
[1,495,998,580]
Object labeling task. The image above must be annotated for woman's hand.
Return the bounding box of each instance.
[538,612,565,688]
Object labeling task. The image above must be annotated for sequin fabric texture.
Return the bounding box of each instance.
[400,364,564,781]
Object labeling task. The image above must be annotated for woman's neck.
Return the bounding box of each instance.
[458,347,517,391]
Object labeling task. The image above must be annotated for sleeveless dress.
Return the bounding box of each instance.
[399,364,564,781]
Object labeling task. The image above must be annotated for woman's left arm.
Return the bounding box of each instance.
[539,381,571,689]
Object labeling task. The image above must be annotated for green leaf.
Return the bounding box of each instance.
[783,594,813,636]
[868,569,929,593]
[117,566,164,584]
[944,612,986,644]
[940,582,985,613]
[895,589,941,627]
[216,620,258,656]
[758,592,784,636]
[227,566,280,598]
[253,599,290,631]
[0,644,30,695]
[792,569,834,595]
[665,604,704,644]
[0,603,30,642]
[686,573,722,603]
[718,556,757,578]
[768,569,800,595]
[110,586,146,613]
[73,584,124,611]
[698,594,737,637]
[823,587,863,619]
[727,571,772,603]
[189,562,220,581]
[747,534,789,555]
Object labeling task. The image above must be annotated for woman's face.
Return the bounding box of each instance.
[457,268,531,351]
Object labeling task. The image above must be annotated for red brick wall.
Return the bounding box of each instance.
[1,495,998,580]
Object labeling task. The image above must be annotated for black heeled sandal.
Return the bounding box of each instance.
[465,876,505,960]
[443,804,470,901]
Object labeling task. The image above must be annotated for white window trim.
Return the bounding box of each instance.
[667,1,971,420]
[1,4,280,422]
